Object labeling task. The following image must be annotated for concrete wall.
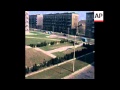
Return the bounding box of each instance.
[37,15,43,29]
[25,11,29,33]
[71,14,79,29]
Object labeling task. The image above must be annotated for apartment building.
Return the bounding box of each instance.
[25,11,29,34]
[29,14,43,29]
[85,12,94,38]
[43,12,79,34]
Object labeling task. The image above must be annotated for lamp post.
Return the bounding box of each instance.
[53,25,54,33]
[73,32,76,72]
[68,27,69,40]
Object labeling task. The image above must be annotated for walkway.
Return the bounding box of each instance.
[25,46,32,49]
[62,63,94,79]
[46,42,83,54]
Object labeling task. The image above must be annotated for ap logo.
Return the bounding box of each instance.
[94,11,104,22]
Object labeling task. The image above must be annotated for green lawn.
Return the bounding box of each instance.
[40,42,73,51]
[52,46,86,57]
[25,38,58,45]
[26,60,89,79]
[25,48,52,67]
[53,52,65,57]
[25,31,62,45]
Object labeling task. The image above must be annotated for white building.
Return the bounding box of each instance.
[25,11,29,34]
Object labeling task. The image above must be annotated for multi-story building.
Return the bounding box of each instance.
[29,14,43,29]
[85,12,94,38]
[25,11,29,34]
[43,12,79,34]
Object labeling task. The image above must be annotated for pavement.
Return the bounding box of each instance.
[62,63,94,79]
[46,42,83,54]
[25,46,32,49]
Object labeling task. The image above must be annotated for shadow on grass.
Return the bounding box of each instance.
[58,65,73,72]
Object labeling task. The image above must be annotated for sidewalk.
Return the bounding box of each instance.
[46,42,83,54]
[62,62,94,79]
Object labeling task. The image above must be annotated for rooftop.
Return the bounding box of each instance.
[87,11,94,14]
[43,12,78,15]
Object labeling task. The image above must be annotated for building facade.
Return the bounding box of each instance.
[85,12,94,38]
[29,14,43,29]
[25,11,29,34]
[78,20,86,35]
[43,12,79,34]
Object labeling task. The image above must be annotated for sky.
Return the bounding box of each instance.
[29,11,91,21]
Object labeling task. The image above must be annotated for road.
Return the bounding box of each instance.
[63,63,94,79]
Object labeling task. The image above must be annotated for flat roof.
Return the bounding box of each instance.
[43,12,78,15]
[87,11,94,14]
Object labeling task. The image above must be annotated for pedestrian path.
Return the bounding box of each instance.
[46,42,83,54]
[62,63,94,79]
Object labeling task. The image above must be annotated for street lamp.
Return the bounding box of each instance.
[68,27,69,40]
[53,25,54,33]
[73,33,76,72]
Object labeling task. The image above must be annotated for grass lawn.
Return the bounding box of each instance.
[25,31,61,45]
[26,53,94,79]
[25,48,52,67]
[26,60,89,79]
[40,42,73,51]
[25,38,58,45]
[26,31,50,38]
[52,46,86,57]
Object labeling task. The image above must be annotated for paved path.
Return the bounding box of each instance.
[46,42,83,54]
[25,46,32,49]
[34,47,56,58]
[62,63,94,79]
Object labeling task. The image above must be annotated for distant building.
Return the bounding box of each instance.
[29,14,43,29]
[85,12,94,38]
[78,20,86,34]
[25,11,29,34]
[43,12,79,34]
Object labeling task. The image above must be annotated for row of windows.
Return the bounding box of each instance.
[44,15,71,18]
[29,18,36,20]
[43,23,71,25]
[86,20,94,23]
[43,18,71,20]
[86,13,94,18]
[44,17,71,19]
[43,20,71,22]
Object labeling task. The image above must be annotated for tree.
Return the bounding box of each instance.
[25,67,29,74]
[31,64,38,72]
